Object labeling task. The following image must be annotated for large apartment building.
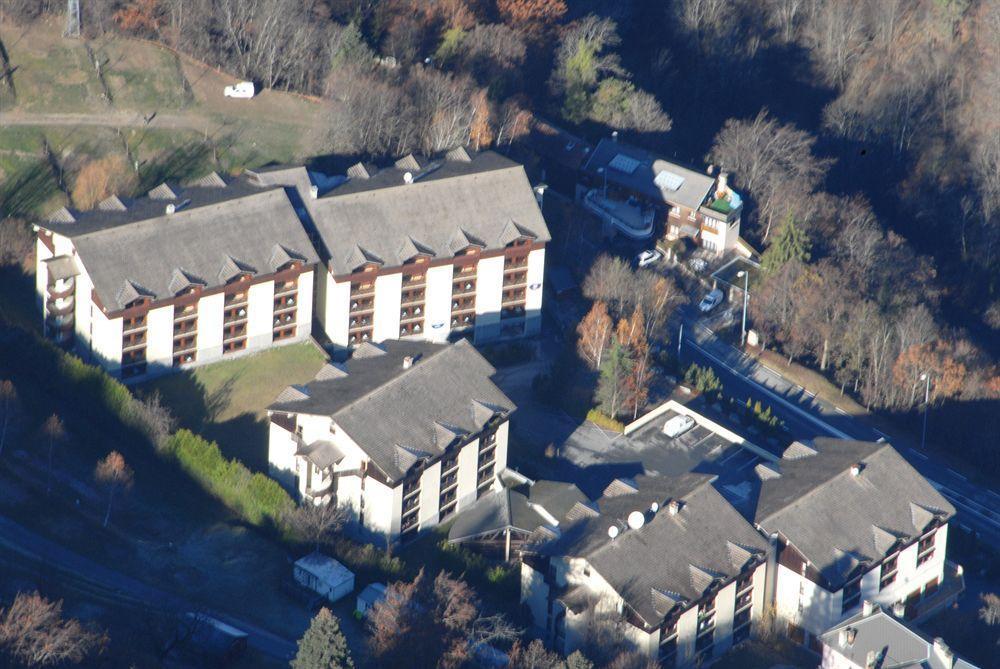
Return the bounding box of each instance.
[303,150,550,347]
[266,339,515,544]
[520,473,771,667]
[34,175,318,379]
[751,439,958,648]
[582,138,742,255]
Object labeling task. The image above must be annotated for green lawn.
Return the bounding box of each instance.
[138,342,327,471]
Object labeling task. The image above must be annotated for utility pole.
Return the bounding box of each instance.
[738,270,749,348]
[65,0,81,38]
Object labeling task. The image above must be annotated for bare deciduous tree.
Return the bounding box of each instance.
[0,591,105,667]
[577,301,613,370]
[94,450,134,527]
[284,502,348,551]
[707,109,833,240]
[40,415,65,495]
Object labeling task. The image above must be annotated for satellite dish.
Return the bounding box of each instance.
[403,171,414,184]
[627,511,645,530]
[607,525,619,540]
[650,502,659,513]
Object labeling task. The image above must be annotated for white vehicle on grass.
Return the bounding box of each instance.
[662,414,695,438]
[698,289,724,313]
[224,81,255,99]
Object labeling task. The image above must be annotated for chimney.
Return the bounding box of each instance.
[716,171,729,199]
[309,185,318,200]
[839,627,857,648]
[851,463,863,477]
[166,203,175,215]
[403,171,414,184]
[611,130,619,142]
[931,638,953,666]
[862,600,875,616]
[892,601,906,618]
[402,355,414,369]
[667,499,681,516]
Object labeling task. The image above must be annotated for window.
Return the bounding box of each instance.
[880,554,898,590]
[917,530,936,566]
[669,205,680,217]
[842,576,862,613]
[924,576,939,598]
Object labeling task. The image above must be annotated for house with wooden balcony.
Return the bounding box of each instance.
[266,338,515,545]
[519,473,771,667]
[581,138,742,255]
[305,149,550,348]
[747,439,961,650]
[34,174,319,380]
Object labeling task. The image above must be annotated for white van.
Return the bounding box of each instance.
[224,81,255,99]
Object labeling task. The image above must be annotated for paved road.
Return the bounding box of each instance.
[679,317,1000,548]
[0,514,297,662]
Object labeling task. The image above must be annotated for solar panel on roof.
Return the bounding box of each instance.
[609,153,641,174]
[654,170,686,191]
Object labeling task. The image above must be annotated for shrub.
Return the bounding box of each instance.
[164,429,295,527]
[586,409,625,432]
[684,363,723,403]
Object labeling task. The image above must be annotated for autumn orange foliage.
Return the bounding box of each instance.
[71,155,135,211]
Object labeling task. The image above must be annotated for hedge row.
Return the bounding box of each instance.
[586,408,625,432]
[164,429,294,527]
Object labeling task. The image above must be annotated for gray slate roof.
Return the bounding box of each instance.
[535,473,769,626]
[305,151,550,276]
[584,138,716,211]
[448,480,588,543]
[269,340,515,482]
[754,439,955,587]
[821,608,979,669]
[41,176,318,311]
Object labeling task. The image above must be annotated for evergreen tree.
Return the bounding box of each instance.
[292,608,354,669]
[761,215,811,275]
[597,336,632,418]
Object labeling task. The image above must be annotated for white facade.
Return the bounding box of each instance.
[520,557,767,666]
[773,525,949,641]
[316,246,545,349]
[34,228,315,380]
[268,412,510,544]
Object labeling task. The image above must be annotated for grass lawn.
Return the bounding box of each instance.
[138,342,327,471]
[713,638,816,669]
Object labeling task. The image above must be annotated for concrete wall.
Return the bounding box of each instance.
[90,306,123,371]
[197,292,225,364]
[320,273,351,347]
[525,247,545,336]
[296,269,314,335]
[418,460,443,527]
[247,280,275,350]
[372,272,402,343]
[144,304,174,372]
[474,255,505,342]
[424,264,453,342]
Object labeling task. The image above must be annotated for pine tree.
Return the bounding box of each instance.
[761,215,811,276]
[292,608,354,669]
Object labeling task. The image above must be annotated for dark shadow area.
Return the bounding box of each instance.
[0,159,59,218]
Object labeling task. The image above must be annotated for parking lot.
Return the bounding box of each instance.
[537,407,766,507]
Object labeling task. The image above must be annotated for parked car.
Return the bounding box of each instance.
[698,289,724,313]
[224,81,255,99]
[662,414,695,438]
[636,249,662,268]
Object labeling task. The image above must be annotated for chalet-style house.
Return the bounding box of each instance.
[819,602,978,669]
[302,149,549,348]
[581,138,742,255]
[751,439,959,649]
[447,472,590,560]
[34,174,318,380]
[520,473,770,667]
[267,339,514,544]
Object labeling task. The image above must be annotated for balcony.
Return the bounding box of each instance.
[122,318,146,334]
[273,296,296,312]
[224,292,248,307]
[452,280,476,295]
[224,307,248,325]
[223,327,247,343]
[46,299,74,317]
[273,311,296,328]
[274,281,297,298]
[173,338,196,355]
[402,274,426,288]
[502,294,526,308]
[173,320,197,336]
[350,284,375,300]
[122,335,147,352]
[400,291,425,307]
[47,280,75,299]
[504,259,528,271]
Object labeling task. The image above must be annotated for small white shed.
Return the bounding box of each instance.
[355,582,387,617]
[293,552,355,603]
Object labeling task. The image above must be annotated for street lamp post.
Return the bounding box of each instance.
[919,372,931,450]
[737,270,749,348]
